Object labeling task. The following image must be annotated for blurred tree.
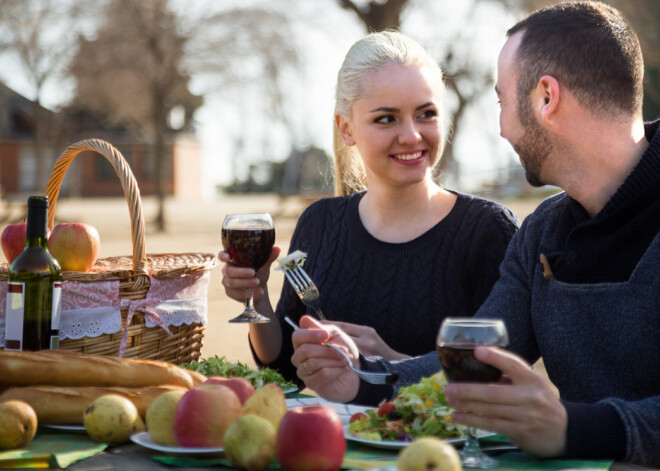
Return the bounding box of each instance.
[68,0,299,230]
[0,0,89,192]
[338,0,409,30]
[69,0,200,231]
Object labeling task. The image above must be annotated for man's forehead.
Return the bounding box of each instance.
[499,31,523,67]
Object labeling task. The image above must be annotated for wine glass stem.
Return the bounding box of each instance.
[244,287,255,313]
[460,427,498,468]
[464,427,482,454]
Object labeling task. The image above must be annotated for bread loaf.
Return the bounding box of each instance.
[0,385,186,424]
[0,350,201,389]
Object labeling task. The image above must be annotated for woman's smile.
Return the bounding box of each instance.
[391,150,426,164]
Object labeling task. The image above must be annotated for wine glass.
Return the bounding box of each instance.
[221,213,275,323]
[437,318,509,469]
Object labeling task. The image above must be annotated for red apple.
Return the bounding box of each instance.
[172,384,241,448]
[47,222,100,272]
[276,405,346,471]
[203,377,255,405]
[1,222,27,264]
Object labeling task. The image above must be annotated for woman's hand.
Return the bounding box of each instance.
[291,315,361,403]
[325,320,411,361]
[219,246,281,304]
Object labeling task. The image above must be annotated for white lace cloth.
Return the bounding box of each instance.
[0,271,209,353]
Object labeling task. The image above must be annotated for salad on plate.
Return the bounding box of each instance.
[347,371,467,442]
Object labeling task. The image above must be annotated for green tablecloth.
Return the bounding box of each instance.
[0,430,107,469]
[152,436,613,470]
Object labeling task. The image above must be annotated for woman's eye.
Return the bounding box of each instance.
[374,115,395,124]
[419,109,438,119]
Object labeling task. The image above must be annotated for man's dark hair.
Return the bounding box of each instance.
[507,1,644,117]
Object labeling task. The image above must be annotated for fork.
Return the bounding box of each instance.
[284,316,399,386]
[282,262,326,320]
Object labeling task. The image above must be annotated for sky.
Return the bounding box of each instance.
[0,0,521,201]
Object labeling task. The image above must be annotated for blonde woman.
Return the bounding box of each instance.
[219,31,518,390]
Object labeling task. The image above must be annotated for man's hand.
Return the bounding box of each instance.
[444,346,567,458]
[290,315,361,403]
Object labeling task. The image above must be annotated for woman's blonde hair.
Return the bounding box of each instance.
[333,30,446,196]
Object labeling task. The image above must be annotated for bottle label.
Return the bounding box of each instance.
[4,282,25,351]
[52,282,62,330]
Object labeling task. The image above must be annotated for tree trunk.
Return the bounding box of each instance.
[153,90,167,232]
[339,0,408,31]
[435,78,467,183]
[33,98,46,193]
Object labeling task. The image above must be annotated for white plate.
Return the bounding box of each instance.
[130,431,224,456]
[42,424,86,432]
[285,397,370,425]
[282,386,298,395]
[343,425,494,450]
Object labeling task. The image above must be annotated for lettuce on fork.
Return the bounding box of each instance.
[275,250,307,271]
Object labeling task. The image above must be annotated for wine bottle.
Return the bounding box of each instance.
[4,196,62,351]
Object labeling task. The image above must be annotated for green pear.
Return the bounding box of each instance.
[83,394,145,444]
[241,383,286,430]
[223,414,276,471]
[146,389,186,446]
[397,436,462,471]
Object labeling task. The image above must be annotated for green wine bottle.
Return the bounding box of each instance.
[5,196,62,351]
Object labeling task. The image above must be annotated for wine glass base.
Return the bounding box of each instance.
[228,312,271,323]
[460,449,499,469]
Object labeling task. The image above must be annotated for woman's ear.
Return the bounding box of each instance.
[335,114,355,146]
[536,75,560,123]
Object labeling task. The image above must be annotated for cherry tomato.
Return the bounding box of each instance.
[349,412,367,423]
[377,402,396,417]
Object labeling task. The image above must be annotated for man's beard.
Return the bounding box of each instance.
[515,98,552,187]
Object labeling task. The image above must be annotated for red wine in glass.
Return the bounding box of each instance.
[437,318,508,469]
[437,343,503,383]
[221,228,275,270]
[222,213,275,323]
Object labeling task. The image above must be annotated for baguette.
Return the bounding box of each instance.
[0,385,186,424]
[0,350,198,389]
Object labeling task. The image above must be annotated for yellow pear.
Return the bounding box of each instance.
[145,389,186,446]
[241,383,286,430]
[83,394,145,444]
[224,414,276,470]
[397,436,462,471]
[0,400,38,450]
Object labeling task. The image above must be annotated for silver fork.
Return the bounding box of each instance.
[284,316,399,386]
[282,262,326,320]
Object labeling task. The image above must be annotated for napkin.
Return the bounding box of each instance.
[0,430,107,469]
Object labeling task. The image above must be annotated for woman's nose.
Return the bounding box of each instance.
[398,119,422,144]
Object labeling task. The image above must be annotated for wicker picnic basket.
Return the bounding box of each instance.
[0,138,218,364]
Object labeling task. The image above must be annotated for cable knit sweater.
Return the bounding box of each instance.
[356,120,660,467]
[250,191,519,388]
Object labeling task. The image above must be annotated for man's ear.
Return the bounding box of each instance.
[335,114,355,146]
[536,75,560,123]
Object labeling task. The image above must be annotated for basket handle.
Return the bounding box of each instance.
[45,139,147,274]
